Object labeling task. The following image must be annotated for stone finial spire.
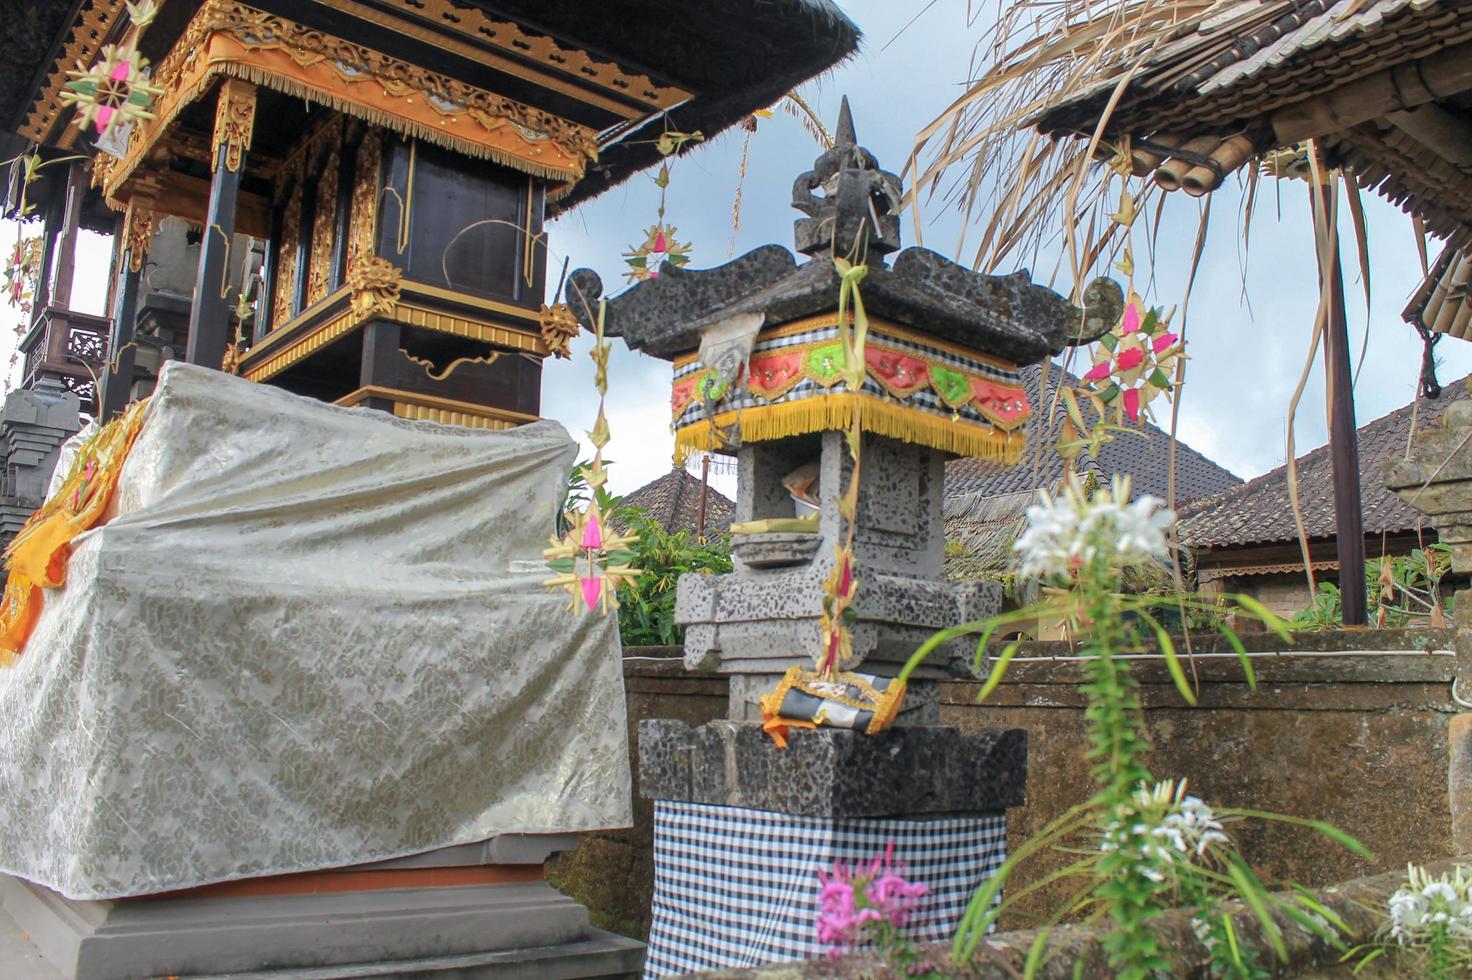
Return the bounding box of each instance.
[791,96,903,261]
[832,94,857,148]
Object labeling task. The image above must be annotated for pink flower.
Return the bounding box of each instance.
[1152,331,1178,354]
[815,845,928,958]
[1113,347,1144,372]
[868,872,929,927]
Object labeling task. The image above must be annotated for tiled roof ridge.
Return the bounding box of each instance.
[1177,372,1472,545]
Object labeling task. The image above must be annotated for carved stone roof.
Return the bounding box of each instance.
[568,101,1123,365]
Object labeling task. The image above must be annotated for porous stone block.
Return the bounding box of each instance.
[638,718,1026,817]
[1450,713,1472,855]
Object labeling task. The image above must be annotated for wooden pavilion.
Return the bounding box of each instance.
[1012,0,1472,624]
[0,0,859,426]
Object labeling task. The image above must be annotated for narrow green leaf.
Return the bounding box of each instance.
[1137,608,1196,704]
[1291,886,1350,936]
[1221,913,1244,967]
[1217,622,1257,690]
[1022,928,1050,980]
[1227,858,1286,962]
[1351,947,1385,973]
[978,640,1021,703]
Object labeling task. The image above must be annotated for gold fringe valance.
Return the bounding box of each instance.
[103,1,597,202]
[674,393,1023,465]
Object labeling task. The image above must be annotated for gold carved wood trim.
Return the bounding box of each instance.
[212,78,257,172]
[348,128,383,274]
[122,200,157,273]
[103,0,598,204]
[244,290,357,381]
[18,0,128,144]
[336,386,538,429]
[308,143,343,306]
[242,282,547,383]
[272,180,304,329]
[322,0,691,117]
[398,280,541,324]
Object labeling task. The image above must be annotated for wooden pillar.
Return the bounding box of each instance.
[358,320,401,412]
[32,181,63,315]
[100,201,153,421]
[1314,179,1367,626]
[50,161,87,310]
[187,79,256,369]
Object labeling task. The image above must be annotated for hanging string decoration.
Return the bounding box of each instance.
[1081,295,1181,424]
[621,129,702,283]
[4,237,43,314]
[543,301,639,614]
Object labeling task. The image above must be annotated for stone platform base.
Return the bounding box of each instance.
[2,874,643,979]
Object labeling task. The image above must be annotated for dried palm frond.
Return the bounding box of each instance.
[779,89,834,150]
[907,0,1231,283]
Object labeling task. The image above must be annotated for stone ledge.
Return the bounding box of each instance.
[638,719,1026,817]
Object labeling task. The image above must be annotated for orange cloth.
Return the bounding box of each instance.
[0,400,151,663]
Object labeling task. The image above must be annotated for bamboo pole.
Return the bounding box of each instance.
[1154,135,1222,191]
[1182,134,1255,196]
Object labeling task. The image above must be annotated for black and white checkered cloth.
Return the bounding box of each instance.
[644,801,1007,977]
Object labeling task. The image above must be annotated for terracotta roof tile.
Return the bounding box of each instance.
[1177,374,1471,547]
[620,468,734,536]
[945,362,1241,503]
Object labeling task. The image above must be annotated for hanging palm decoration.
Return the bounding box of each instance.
[543,300,639,614]
[1082,295,1182,423]
[60,42,164,139]
[621,129,702,283]
[623,223,691,282]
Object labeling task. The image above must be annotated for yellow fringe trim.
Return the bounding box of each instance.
[674,393,1023,463]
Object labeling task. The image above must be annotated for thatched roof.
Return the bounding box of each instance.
[1178,372,1471,548]
[1033,0,1472,242]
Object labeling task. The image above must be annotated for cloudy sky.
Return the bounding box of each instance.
[12,1,1472,502]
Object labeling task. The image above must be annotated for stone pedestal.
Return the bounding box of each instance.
[1386,392,1472,856]
[638,720,1026,976]
[0,381,81,546]
[3,837,644,979]
[677,431,1001,718]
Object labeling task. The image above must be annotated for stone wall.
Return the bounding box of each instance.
[560,629,1455,940]
[945,626,1455,922]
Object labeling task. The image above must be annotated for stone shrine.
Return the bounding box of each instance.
[0,2,863,978]
[569,100,1121,975]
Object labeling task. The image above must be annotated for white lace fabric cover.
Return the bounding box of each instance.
[0,362,632,900]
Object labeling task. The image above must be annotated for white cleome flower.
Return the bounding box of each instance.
[1388,864,1472,945]
[1013,474,1176,580]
